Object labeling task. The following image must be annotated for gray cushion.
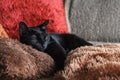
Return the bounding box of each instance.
[64,0,120,42]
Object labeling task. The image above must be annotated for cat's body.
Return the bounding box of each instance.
[44,33,92,53]
[19,20,92,71]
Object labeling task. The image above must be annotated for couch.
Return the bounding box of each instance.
[1,0,120,80]
[43,0,120,79]
[64,0,120,43]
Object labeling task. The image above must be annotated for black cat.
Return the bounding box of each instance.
[19,21,48,51]
[19,20,92,71]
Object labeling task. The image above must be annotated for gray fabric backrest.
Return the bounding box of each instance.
[64,0,120,42]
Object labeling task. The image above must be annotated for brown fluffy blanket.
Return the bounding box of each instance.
[55,44,120,80]
[0,38,55,80]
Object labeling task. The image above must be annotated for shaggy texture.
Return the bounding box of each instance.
[0,24,8,38]
[0,0,68,39]
[55,44,120,80]
[0,38,55,80]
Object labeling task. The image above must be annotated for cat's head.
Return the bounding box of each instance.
[19,20,49,51]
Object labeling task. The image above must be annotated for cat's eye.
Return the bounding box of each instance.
[29,29,36,34]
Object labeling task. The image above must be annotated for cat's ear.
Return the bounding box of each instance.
[19,22,29,36]
[38,20,49,31]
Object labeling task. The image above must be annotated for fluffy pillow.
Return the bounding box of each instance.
[55,44,120,80]
[0,38,55,80]
[0,24,8,38]
[0,0,68,39]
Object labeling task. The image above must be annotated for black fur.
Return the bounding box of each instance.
[19,21,48,51]
[19,20,92,71]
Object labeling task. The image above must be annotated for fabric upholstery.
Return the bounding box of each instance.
[0,0,68,39]
[64,0,120,42]
[0,24,8,38]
